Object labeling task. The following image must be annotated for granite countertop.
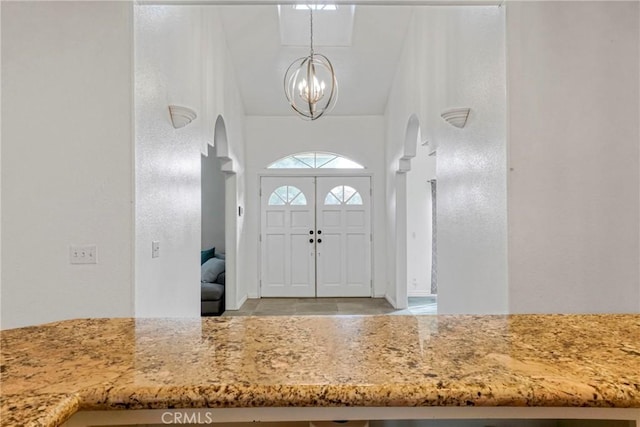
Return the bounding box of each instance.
[1,314,639,426]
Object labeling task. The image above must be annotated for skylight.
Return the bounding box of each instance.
[278,4,355,47]
[294,4,337,11]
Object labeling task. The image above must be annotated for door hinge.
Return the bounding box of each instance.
[260,188,262,197]
[370,188,372,196]
[370,233,373,242]
[259,234,262,242]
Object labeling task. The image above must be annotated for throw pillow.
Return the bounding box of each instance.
[201,247,216,265]
[201,257,225,283]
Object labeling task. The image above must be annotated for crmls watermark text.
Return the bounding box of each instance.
[161,411,215,424]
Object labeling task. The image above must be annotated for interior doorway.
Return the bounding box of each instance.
[406,145,436,298]
[397,114,438,312]
[260,176,372,298]
[200,140,227,316]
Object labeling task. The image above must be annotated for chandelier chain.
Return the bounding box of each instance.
[309,8,314,55]
[283,5,337,120]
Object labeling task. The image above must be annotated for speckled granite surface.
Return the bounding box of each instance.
[1,315,639,426]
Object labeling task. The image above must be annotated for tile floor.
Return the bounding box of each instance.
[222,296,437,316]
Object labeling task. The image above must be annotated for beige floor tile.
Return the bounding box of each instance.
[253,306,298,315]
[221,311,252,317]
[294,303,338,313]
[225,295,437,317]
[240,298,260,308]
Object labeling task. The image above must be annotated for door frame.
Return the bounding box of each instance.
[258,171,374,298]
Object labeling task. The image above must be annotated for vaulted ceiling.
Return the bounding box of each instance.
[218,5,414,116]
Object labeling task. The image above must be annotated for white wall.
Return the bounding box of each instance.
[135,5,203,318]
[201,147,226,252]
[385,6,508,313]
[1,2,4,321]
[219,39,248,310]
[507,1,640,313]
[243,116,387,298]
[383,16,419,308]
[432,7,508,314]
[134,6,246,317]
[1,2,134,329]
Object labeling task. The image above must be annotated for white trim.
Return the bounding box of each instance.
[235,293,248,311]
[408,290,434,297]
[384,293,397,308]
[66,406,640,426]
[258,174,374,299]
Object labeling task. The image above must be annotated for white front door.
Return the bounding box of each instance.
[316,177,372,297]
[260,177,316,297]
[260,176,371,298]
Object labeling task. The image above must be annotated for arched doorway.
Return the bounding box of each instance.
[206,115,241,312]
[395,114,436,311]
[201,121,227,315]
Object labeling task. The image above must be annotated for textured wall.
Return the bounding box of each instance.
[1,2,134,328]
[134,5,204,317]
[385,6,508,313]
[507,1,640,313]
[432,7,508,314]
[134,6,247,315]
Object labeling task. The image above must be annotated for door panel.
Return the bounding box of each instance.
[260,177,315,297]
[260,176,372,298]
[316,177,372,297]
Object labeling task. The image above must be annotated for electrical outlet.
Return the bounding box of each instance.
[70,245,97,264]
[152,241,160,258]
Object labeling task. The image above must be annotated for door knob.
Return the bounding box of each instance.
[309,230,314,234]
[317,230,322,234]
[309,238,314,243]
[317,238,322,243]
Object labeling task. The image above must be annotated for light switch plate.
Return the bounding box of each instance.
[152,241,160,258]
[70,245,97,264]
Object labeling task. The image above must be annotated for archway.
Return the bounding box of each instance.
[213,115,234,173]
[212,115,240,312]
[395,114,437,311]
[201,123,227,315]
[393,115,420,309]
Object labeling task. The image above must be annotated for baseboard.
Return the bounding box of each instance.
[384,294,397,308]
[239,293,249,307]
[408,290,434,297]
[227,294,248,311]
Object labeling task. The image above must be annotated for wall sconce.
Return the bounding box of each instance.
[169,105,197,129]
[441,108,471,129]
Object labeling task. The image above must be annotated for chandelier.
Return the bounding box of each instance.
[284,7,338,120]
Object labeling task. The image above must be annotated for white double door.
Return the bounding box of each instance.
[261,176,372,298]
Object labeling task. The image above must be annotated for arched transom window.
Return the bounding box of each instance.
[268,152,364,169]
[268,186,308,206]
[324,185,363,205]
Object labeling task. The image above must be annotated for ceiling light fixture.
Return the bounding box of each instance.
[284,7,338,120]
